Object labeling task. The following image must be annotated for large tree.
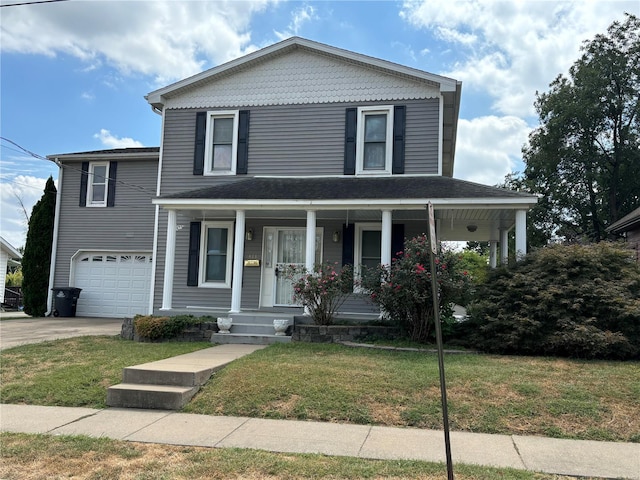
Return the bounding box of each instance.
[523,14,640,242]
[22,176,57,316]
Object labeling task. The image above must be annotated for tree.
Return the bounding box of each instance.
[22,176,57,316]
[523,14,640,243]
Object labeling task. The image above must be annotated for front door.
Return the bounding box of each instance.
[260,227,323,307]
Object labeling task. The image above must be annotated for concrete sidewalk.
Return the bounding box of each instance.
[1,403,638,479]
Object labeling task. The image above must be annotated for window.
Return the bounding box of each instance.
[204,111,239,175]
[354,223,382,280]
[199,222,234,287]
[356,106,393,175]
[87,162,109,206]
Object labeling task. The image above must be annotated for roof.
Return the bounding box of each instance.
[156,176,537,206]
[48,147,159,161]
[0,236,22,260]
[606,206,640,234]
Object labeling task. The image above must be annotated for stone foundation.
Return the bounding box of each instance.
[120,317,217,342]
[292,324,401,343]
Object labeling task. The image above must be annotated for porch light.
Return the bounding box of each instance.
[466,224,478,233]
[332,231,340,243]
[245,228,254,241]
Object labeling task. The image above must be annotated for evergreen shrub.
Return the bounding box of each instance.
[133,314,216,340]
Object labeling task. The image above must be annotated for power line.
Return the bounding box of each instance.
[0,0,70,8]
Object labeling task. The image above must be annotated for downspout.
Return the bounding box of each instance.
[45,159,63,316]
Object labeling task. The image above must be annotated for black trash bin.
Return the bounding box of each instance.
[51,287,82,317]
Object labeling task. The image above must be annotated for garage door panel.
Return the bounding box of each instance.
[73,252,152,318]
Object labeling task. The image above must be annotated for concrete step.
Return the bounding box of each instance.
[122,365,215,387]
[212,333,292,345]
[106,383,200,410]
[229,314,295,326]
[225,322,289,335]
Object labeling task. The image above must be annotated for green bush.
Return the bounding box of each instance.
[463,242,640,359]
[133,314,216,340]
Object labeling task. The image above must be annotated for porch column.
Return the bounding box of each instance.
[306,210,316,271]
[160,209,176,310]
[500,229,509,265]
[381,210,392,266]
[489,241,497,268]
[230,210,245,313]
[515,209,527,260]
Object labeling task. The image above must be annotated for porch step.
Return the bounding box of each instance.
[107,383,199,410]
[122,365,216,387]
[211,313,294,344]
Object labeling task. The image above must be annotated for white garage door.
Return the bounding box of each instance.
[73,252,152,318]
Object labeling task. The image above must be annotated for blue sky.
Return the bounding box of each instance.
[1,0,637,248]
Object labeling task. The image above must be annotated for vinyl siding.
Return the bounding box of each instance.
[159,98,439,196]
[53,159,157,287]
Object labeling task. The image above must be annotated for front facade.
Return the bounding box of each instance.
[48,37,537,319]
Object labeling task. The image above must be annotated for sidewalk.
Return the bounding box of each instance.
[1,403,638,479]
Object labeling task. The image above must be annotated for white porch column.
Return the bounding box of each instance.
[515,209,527,260]
[381,210,392,266]
[230,210,246,313]
[306,210,316,272]
[161,209,177,310]
[500,229,509,265]
[489,241,497,268]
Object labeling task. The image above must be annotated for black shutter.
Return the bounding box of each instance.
[106,161,117,207]
[392,105,406,174]
[392,224,405,260]
[236,110,250,174]
[344,108,357,175]
[342,223,355,266]
[193,112,206,175]
[187,222,202,286]
[79,162,89,207]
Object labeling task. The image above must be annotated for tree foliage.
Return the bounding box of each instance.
[22,176,57,316]
[523,14,640,243]
[464,243,640,360]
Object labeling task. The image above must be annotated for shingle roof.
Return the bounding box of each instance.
[161,176,536,201]
[48,147,159,158]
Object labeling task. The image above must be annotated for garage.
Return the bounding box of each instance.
[72,252,153,318]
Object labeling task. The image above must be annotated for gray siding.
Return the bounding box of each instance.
[159,98,439,196]
[53,159,158,287]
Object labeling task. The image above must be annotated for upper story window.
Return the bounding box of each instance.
[79,161,117,208]
[356,106,394,175]
[87,161,109,207]
[204,111,239,175]
[345,105,403,177]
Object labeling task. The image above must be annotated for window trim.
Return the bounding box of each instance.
[86,161,110,207]
[356,106,394,176]
[354,223,382,281]
[199,221,234,288]
[203,110,239,176]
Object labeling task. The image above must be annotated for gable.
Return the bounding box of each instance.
[161,48,441,110]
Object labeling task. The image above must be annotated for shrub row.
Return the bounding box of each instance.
[133,314,217,340]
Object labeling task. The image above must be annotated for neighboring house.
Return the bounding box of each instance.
[46,148,159,317]
[48,37,537,320]
[0,236,22,306]
[607,206,640,263]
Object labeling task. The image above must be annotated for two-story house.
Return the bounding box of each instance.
[48,37,537,326]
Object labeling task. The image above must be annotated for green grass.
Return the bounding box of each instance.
[0,432,594,479]
[0,336,210,408]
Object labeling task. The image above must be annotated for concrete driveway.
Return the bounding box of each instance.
[0,315,123,350]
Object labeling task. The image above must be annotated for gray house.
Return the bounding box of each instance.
[48,37,537,321]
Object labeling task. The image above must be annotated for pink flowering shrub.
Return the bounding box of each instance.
[360,235,471,343]
[285,263,354,325]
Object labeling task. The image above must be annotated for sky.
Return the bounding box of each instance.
[1,0,637,249]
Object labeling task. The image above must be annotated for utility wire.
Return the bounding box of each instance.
[0,0,70,8]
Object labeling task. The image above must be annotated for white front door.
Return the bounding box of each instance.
[260,227,323,308]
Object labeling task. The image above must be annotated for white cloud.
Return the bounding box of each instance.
[1,0,278,84]
[454,116,531,185]
[401,1,636,116]
[275,4,319,40]
[0,175,54,249]
[94,129,144,149]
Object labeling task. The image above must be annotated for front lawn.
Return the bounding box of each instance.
[1,339,638,442]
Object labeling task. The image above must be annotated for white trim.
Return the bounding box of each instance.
[356,105,394,176]
[381,210,392,267]
[148,204,160,314]
[230,211,245,312]
[86,161,110,207]
[515,209,527,260]
[354,222,382,276]
[438,95,444,176]
[199,220,234,288]
[203,110,239,176]
[161,210,177,310]
[46,166,63,315]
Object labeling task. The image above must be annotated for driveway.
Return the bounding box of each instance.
[0,316,123,350]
